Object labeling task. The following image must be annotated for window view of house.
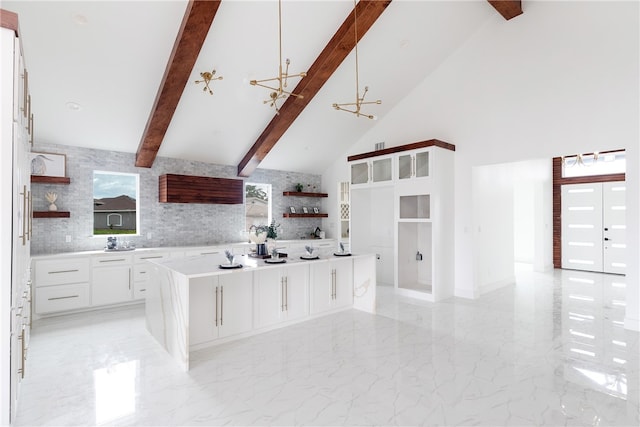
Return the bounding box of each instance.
[93,171,139,235]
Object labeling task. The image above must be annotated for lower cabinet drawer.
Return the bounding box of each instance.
[35,283,90,314]
[133,281,147,300]
[133,264,151,282]
[35,258,90,286]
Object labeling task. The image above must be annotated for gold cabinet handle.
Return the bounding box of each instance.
[17,327,26,378]
[220,286,224,326]
[284,276,288,311]
[48,269,79,274]
[280,277,284,312]
[48,295,79,301]
[27,190,32,238]
[19,186,27,245]
[215,286,218,327]
[29,113,34,144]
[22,69,28,118]
[25,95,30,131]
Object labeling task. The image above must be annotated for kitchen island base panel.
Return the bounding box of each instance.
[145,265,189,371]
[145,253,376,371]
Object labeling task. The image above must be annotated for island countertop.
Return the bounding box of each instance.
[147,251,364,279]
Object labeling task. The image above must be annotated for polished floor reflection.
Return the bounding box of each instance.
[15,266,639,426]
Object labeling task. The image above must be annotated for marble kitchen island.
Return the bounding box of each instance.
[145,251,376,370]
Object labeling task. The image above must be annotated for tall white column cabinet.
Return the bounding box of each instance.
[348,140,454,302]
[1,9,33,425]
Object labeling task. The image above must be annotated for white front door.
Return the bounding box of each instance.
[603,182,626,274]
[561,181,626,274]
[562,183,603,272]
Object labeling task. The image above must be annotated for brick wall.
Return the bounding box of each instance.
[30,143,323,254]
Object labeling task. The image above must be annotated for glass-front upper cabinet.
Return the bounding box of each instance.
[398,150,430,180]
[350,161,369,185]
[372,157,392,183]
[350,156,393,186]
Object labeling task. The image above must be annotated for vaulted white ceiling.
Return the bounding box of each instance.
[4,0,501,175]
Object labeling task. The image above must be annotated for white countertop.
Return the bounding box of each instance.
[31,238,339,260]
[149,251,359,279]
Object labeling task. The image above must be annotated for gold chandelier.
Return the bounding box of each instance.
[195,69,223,95]
[333,0,381,119]
[250,0,307,114]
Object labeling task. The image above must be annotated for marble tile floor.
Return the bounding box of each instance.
[15,266,639,426]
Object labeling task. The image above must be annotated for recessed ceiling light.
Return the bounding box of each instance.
[72,13,88,25]
[66,102,82,111]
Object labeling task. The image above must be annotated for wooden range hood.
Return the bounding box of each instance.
[159,174,243,204]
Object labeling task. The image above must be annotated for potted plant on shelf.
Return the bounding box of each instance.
[295,183,304,192]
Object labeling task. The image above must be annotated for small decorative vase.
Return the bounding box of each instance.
[256,243,267,256]
[48,203,58,211]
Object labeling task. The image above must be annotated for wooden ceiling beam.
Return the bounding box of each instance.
[487,0,523,20]
[237,0,392,177]
[135,0,221,168]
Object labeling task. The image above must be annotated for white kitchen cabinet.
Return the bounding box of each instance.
[2,15,33,424]
[350,155,393,187]
[133,252,168,300]
[35,283,90,313]
[91,254,132,307]
[349,140,454,302]
[394,146,454,302]
[34,257,90,314]
[254,263,309,329]
[35,257,90,287]
[189,271,253,347]
[397,148,430,181]
[310,258,353,314]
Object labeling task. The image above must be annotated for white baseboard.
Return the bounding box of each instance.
[480,276,515,295]
[454,288,477,299]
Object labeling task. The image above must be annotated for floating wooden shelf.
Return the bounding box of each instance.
[283,191,328,198]
[31,175,71,184]
[33,211,70,218]
[283,213,328,218]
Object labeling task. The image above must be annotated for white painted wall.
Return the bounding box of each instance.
[322,1,639,328]
[514,171,535,264]
[472,163,515,294]
[513,158,553,270]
